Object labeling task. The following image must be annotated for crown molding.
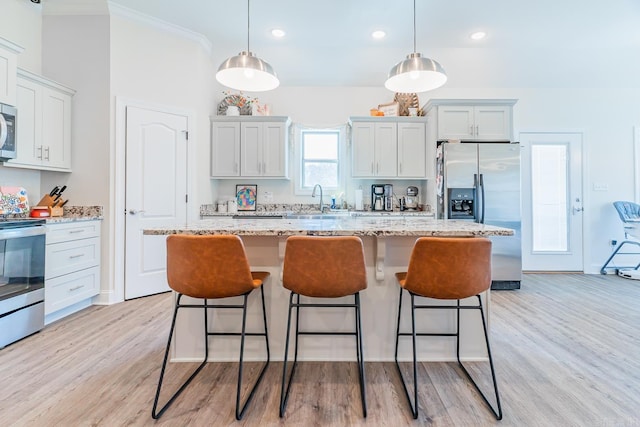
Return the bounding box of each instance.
[107,2,212,55]
[41,0,212,55]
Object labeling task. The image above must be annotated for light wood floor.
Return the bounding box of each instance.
[1,274,639,426]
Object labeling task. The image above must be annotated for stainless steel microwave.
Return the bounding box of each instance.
[0,103,17,162]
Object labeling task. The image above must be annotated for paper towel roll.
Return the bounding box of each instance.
[355,189,364,211]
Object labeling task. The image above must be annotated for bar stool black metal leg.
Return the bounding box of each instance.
[152,294,210,419]
[354,292,367,417]
[455,296,503,420]
[394,288,419,419]
[279,291,298,417]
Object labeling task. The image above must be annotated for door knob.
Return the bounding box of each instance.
[128,209,145,215]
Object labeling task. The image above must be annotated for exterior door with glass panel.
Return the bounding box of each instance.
[520,132,583,271]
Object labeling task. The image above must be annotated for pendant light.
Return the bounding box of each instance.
[216,0,279,92]
[385,0,446,93]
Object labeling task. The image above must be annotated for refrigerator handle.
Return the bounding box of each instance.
[480,173,486,224]
[473,174,479,223]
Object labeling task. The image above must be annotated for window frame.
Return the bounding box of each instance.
[294,125,347,196]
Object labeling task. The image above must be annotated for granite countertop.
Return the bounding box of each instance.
[46,206,104,223]
[144,216,513,237]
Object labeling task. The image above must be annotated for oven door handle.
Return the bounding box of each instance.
[0,226,46,240]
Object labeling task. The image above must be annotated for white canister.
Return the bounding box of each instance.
[226,105,240,116]
[227,198,238,213]
[217,201,227,213]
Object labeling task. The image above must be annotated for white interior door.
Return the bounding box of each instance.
[125,106,188,299]
[521,132,583,271]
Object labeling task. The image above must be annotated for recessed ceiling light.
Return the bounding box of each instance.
[271,29,286,38]
[372,30,386,39]
[470,31,487,40]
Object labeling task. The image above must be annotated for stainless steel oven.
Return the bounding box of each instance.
[0,219,46,349]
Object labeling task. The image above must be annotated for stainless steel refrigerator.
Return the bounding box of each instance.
[436,142,522,289]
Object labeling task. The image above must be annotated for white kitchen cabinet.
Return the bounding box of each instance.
[0,37,23,106]
[45,220,101,324]
[5,69,75,172]
[431,101,515,141]
[211,121,240,177]
[350,117,427,179]
[211,116,290,179]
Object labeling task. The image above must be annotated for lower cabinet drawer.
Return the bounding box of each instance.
[45,266,100,315]
[46,237,100,279]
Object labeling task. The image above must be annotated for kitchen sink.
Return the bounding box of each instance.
[285,214,350,220]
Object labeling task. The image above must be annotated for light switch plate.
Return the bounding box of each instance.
[263,191,273,202]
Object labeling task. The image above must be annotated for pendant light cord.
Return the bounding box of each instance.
[247,0,251,52]
[413,0,417,52]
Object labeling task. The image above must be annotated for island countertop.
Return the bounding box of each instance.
[143,216,514,237]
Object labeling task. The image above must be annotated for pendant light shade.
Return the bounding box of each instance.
[385,0,446,93]
[216,51,279,92]
[216,0,279,92]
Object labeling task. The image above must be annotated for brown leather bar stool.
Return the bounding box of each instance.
[394,237,502,420]
[152,235,270,420]
[279,236,367,418]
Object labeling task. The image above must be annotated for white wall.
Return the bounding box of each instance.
[0,0,42,200]
[110,13,215,209]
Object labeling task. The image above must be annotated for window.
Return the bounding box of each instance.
[301,130,340,189]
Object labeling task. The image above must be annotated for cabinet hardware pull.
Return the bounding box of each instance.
[37,146,43,159]
[399,163,402,174]
[476,125,479,136]
[69,254,84,259]
[69,285,84,292]
[371,163,374,174]
[44,146,50,161]
[69,230,84,234]
[470,125,474,135]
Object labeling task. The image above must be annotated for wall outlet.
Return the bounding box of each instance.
[263,191,273,202]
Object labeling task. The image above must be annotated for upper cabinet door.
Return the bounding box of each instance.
[474,106,511,140]
[262,121,287,177]
[42,87,72,169]
[351,122,376,177]
[14,78,42,166]
[210,121,240,177]
[374,122,397,177]
[397,122,426,178]
[240,122,262,176]
[437,106,474,140]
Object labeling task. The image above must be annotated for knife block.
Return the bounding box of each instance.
[36,194,64,217]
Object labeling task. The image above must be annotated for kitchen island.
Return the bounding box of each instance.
[145,216,513,362]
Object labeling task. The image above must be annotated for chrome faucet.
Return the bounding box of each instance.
[312,184,325,213]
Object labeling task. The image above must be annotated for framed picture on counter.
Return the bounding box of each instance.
[378,102,399,117]
[236,184,258,211]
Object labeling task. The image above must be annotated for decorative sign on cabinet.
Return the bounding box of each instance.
[5,68,75,172]
[0,37,23,106]
[349,116,428,179]
[210,116,291,179]
[424,99,517,142]
[45,220,101,324]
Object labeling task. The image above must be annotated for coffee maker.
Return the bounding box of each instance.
[405,186,419,210]
[371,184,385,211]
[384,184,393,211]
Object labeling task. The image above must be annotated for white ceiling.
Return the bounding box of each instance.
[101,0,640,88]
